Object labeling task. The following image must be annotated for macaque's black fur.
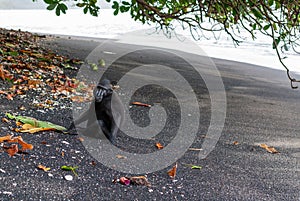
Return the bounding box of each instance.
[68,79,124,144]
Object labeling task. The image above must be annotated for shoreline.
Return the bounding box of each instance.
[0,6,299,73]
[43,31,292,88]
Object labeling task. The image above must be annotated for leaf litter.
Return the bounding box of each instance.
[0,28,207,189]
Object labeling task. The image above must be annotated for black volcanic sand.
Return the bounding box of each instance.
[0,34,299,201]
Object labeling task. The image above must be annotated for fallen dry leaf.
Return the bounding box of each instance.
[20,127,54,134]
[5,144,18,157]
[155,142,164,150]
[233,141,239,145]
[1,117,9,123]
[167,163,178,180]
[115,176,151,187]
[116,154,127,159]
[131,101,151,107]
[260,143,279,154]
[130,176,151,187]
[0,134,12,143]
[17,136,33,151]
[77,137,84,142]
[37,164,51,172]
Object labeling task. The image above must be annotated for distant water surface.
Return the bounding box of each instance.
[0,9,299,74]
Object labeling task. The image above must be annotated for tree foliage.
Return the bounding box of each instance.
[35,0,300,88]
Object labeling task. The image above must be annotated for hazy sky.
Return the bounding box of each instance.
[0,0,110,9]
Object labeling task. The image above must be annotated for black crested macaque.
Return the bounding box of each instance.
[68,79,124,144]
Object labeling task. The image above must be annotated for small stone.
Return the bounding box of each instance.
[64,175,73,181]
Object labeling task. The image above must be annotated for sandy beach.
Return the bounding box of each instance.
[0,32,299,200]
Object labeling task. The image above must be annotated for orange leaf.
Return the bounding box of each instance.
[0,135,12,143]
[131,102,151,107]
[0,65,5,80]
[167,163,177,180]
[1,117,9,123]
[6,94,13,100]
[6,144,18,157]
[260,144,279,154]
[155,142,164,150]
[17,137,33,151]
[28,79,41,87]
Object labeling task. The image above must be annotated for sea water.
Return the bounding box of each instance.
[0,9,299,74]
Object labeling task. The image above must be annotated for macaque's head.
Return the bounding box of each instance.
[94,79,113,102]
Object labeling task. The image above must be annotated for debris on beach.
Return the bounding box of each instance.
[61,165,78,176]
[113,175,151,187]
[64,175,74,181]
[0,134,33,157]
[131,101,152,107]
[5,113,66,133]
[182,163,202,170]
[167,163,178,181]
[37,164,51,172]
[155,142,164,150]
[0,28,92,110]
[259,143,279,154]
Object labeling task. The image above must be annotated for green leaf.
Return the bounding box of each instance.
[83,6,88,14]
[61,166,78,176]
[76,3,85,8]
[60,3,68,12]
[47,3,57,10]
[268,0,274,6]
[112,1,119,9]
[272,37,281,49]
[251,8,263,19]
[98,59,105,67]
[191,165,202,169]
[263,24,271,30]
[113,8,119,16]
[7,51,19,56]
[6,113,67,131]
[122,1,130,5]
[89,63,98,71]
[55,6,61,16]
[44,0,54,4]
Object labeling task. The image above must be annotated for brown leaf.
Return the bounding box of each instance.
[15,136,33,151]
[1,117,9,123]
[260,143,279,154]
[0,65,5,80]
[6,94,14,100]
[0,134,12,143]
[6,144,18,157]
[77,137,84,142]
[233,141,239,145]
[131,102,151,107]
[167,163,178,180]
[130,176,151,187]
[155,142,164,150]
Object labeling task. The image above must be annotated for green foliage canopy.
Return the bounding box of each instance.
[35,0,300,88]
